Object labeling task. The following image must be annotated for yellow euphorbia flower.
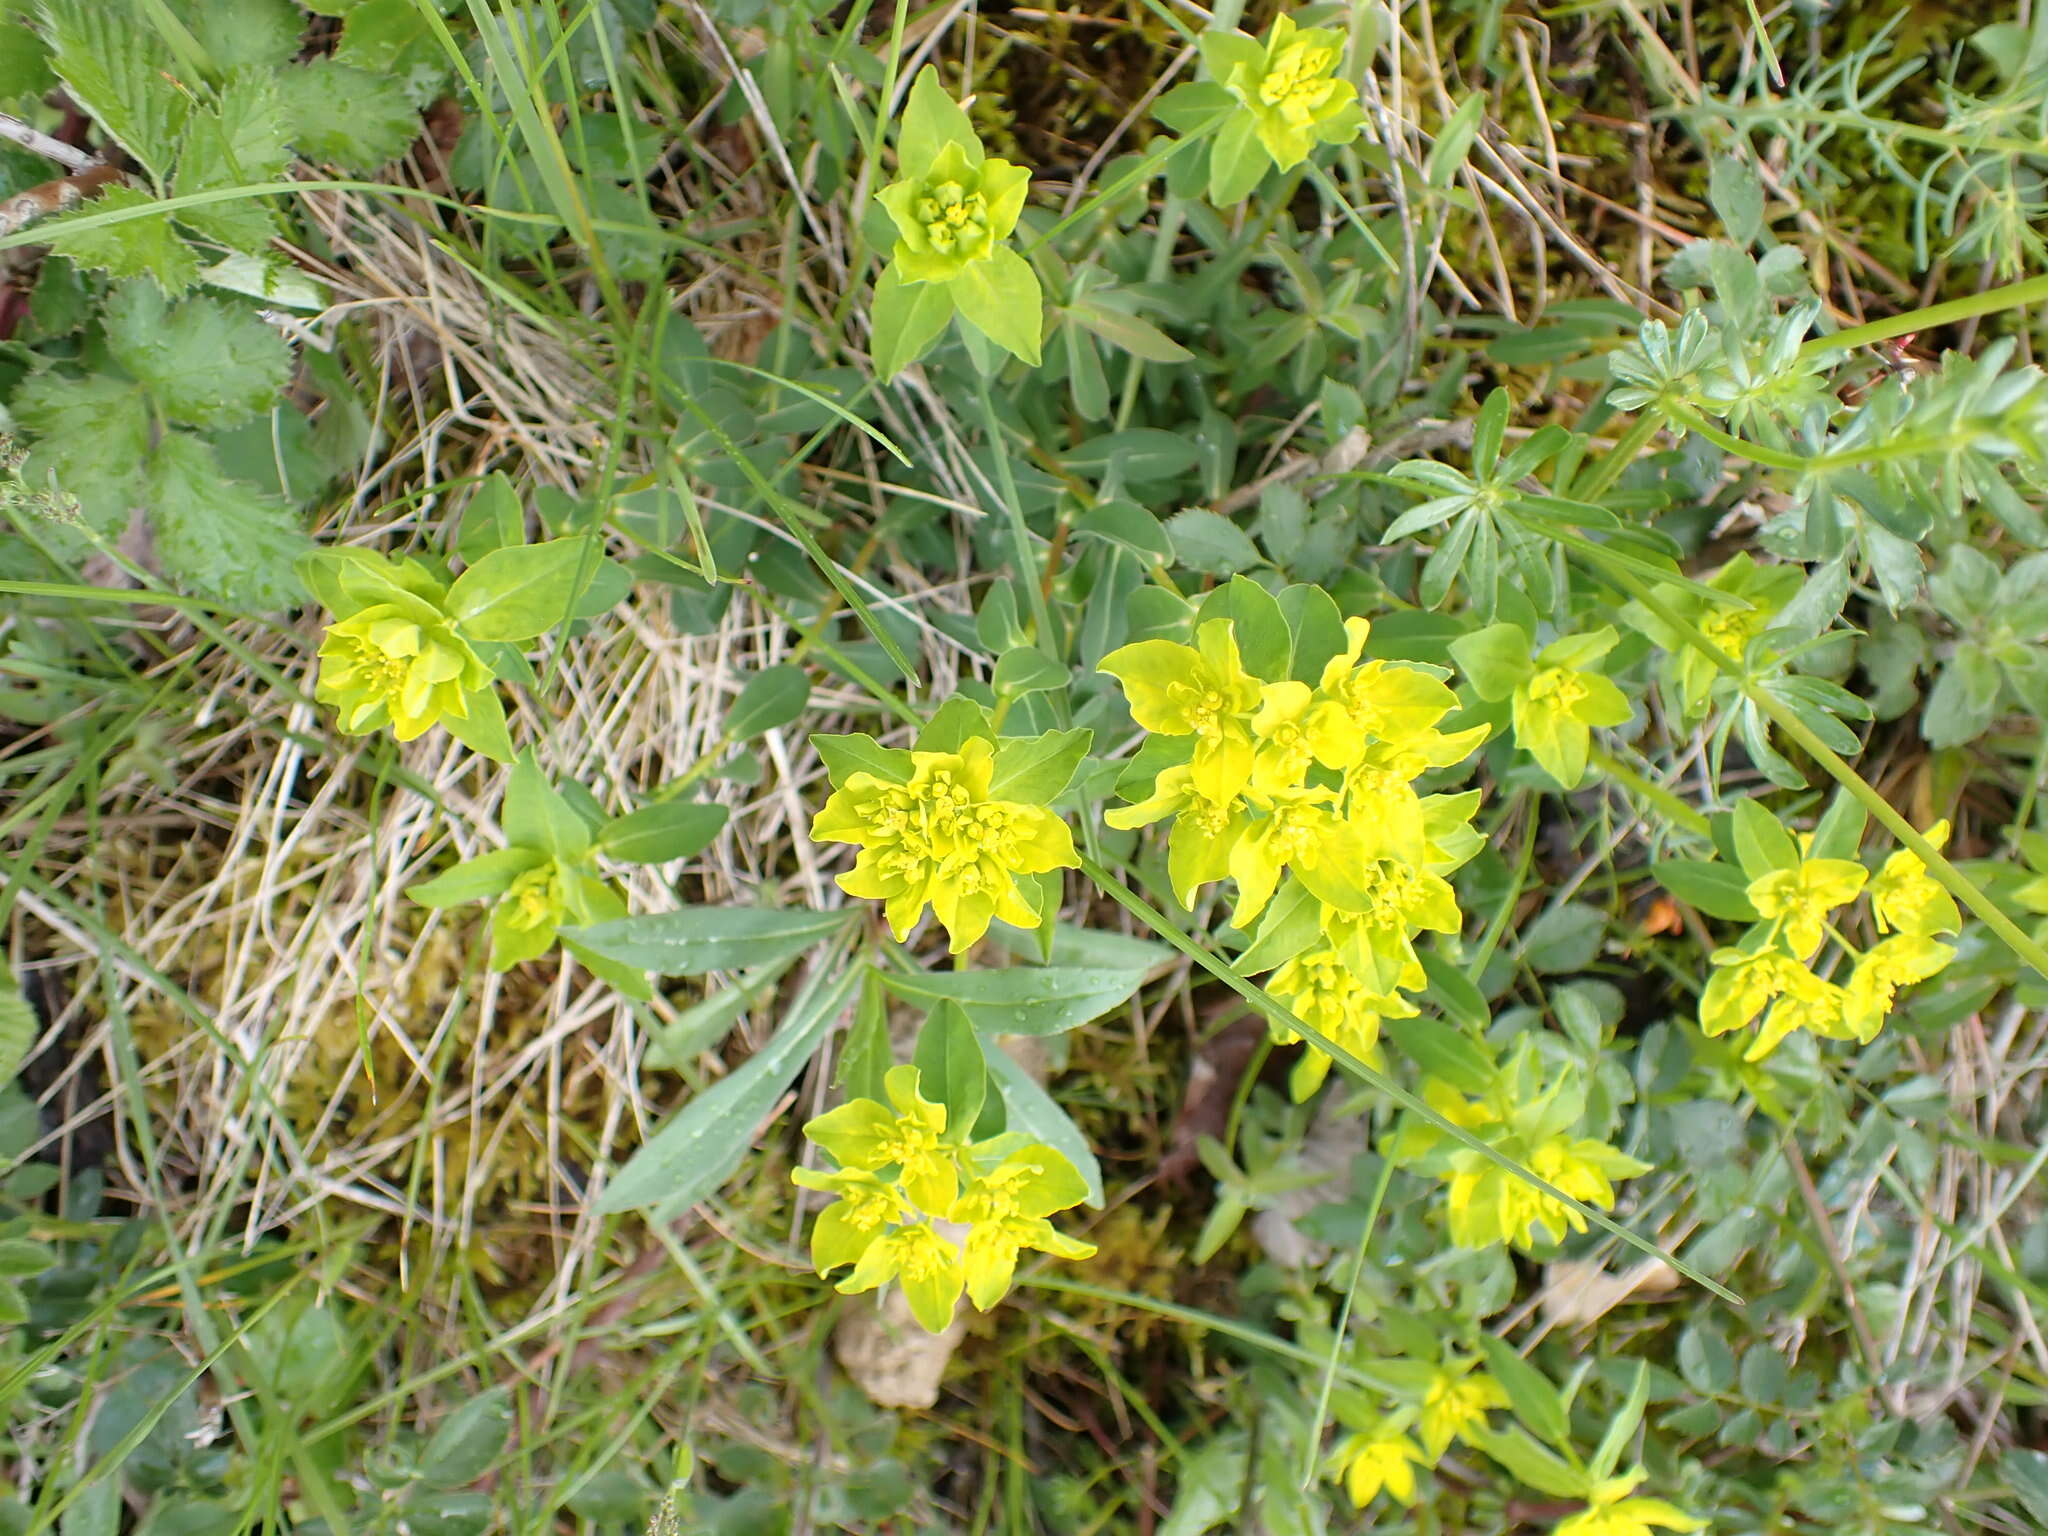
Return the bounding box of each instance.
[1868,820,1962,936]
[951,1142,1096,1310]
[1249,680,1350,792]
[1746,855,1868,957]
[1553,1472,1705,1536]
[1699,948,1850,1060]
[1103,764,1250,907]
[1316,823,1463,994]
[1419,1366,1507,1458]
[316,602,493,742]
[875,139,1031,285]
[802,1065,958,1214]
[1313,618,1465,769]
[1445,1133,1649,1252]
[1512,659,1632,788]
[1336,1427,1423,1507]
[1099,620,1263,801]
[1211,13,1363,171]
[490,862,569,968]
[1227,784,1356,926]
[1843,933,1953,1041]
[835,1221,966,1333]
[1265,945,1416,1100]
[812,737,1077,952]
[790,1166,906,1274]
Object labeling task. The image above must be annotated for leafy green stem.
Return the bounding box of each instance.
[1604,569,2048,984]
[1074,855,1741,1301]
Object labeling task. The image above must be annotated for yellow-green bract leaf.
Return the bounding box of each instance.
[1450,622,1535,702]
[1651,859,1759,922]
[1207,110,1267,204]
[598,961,860,1215]
[503,754,594,862]
[871,261,955,380]
[1731,798,1800,881]
[951,246,1043,367]
[407,847,546,908]
[896,64,983,179]
[439,684,514,763]
[984,1045,1104,1207]
[448,537,608,642]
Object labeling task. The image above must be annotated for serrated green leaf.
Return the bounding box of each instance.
[192,0,303,74]
[43,185,201,295]
[0,11,52,108]
[13,372,150,533]
[174,75,293,251]
[41,0,188,183]
[148,433,307,608]
[2004,1448,2048,1526]
[278,56,419,171]
[105,285,291,430]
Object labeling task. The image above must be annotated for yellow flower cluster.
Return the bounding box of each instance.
[1330,1359,1506,1508]
[1100,617,1484,1097]
[1388,1041,1648,1253]
[1700,822,1959,1061]
[797,1066,1095,1332]
[1554,1473,1707,1536]
[812,737,1078,953]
